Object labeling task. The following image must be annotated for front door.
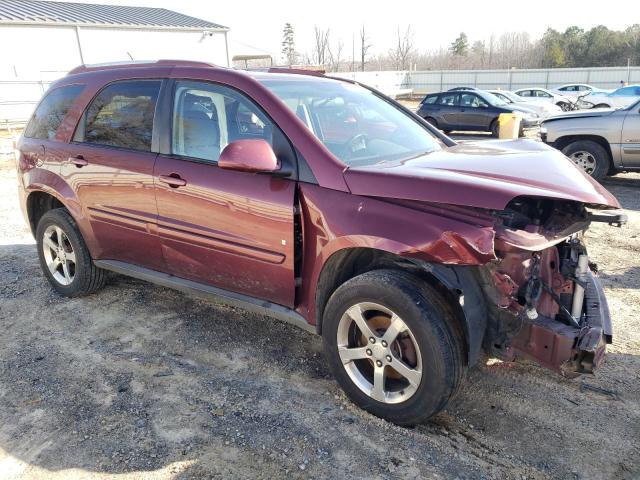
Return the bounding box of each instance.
[154,80,296,307]
[457,93,492,130]
[61,79,164,271]
[621,107,640,168]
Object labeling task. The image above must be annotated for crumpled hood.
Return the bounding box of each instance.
[543,108,616,122]
[344,140,620,210]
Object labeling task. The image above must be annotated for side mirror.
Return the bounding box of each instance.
[218,139,279,173]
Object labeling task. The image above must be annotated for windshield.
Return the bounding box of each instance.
[479,91,507,107]
[258,77,442,166]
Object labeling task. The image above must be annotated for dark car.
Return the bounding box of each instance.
[417,89,540,136]
[17,60,622,425]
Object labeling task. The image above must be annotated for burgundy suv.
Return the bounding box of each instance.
[17,60,623,425]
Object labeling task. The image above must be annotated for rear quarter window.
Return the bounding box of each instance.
[24,84,84,140]
[422,95,437,105]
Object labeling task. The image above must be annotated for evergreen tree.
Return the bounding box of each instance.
[281,23,296,66]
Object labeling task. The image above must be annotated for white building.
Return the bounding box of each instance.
[0,0,230,125]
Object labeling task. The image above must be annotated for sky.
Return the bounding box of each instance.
[68,0,636,60]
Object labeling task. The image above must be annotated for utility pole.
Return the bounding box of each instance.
[351,33,355,72]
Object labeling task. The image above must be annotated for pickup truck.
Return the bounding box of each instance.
[541,100,640,181]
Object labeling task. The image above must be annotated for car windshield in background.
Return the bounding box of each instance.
[258,78,442,166]
[482,91,508,106]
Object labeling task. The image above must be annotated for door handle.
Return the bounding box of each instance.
[69,155,88,167]
[159,174,187,188]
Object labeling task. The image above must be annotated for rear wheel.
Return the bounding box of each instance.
[36,209,107,297]
[424,117,438,129]
[594,103,611,109]
[562,140,610,182]
[322,270,466,425]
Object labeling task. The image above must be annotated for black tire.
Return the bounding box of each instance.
[557,102,570,111]
[36,208,106,297]
[562,140,610,182]
[424,117,438,128]
[594,103,610,109]
[490,119,499,137]
[322,269,466,425]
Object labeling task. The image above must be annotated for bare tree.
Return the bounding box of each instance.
[359,25,372,71]
[390,26,414,70]
[327,39,344,72]
[313,26,330,66]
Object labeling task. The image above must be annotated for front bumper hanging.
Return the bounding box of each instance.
[507,270,612,378]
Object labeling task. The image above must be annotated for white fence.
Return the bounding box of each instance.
[334,66,640,96]
[2,66,640,127]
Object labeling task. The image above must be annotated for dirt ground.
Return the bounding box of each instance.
[0,159,638,480]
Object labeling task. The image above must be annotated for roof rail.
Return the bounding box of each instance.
[267,67,325,76]
[68,59,217,75]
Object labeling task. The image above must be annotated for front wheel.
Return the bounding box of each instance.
[557,102,571,111]
[322,270,466,425]
[562,140,610,182]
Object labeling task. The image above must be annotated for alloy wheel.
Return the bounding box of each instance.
[336,302,422,404]
[569,150,597,175]
[42,225,76,285]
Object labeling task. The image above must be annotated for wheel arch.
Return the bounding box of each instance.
[26,190,67,236]
[314,246,487,366]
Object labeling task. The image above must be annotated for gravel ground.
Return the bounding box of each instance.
[0,160,638,480]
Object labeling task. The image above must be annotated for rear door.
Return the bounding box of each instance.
[61,79,165,270]
[435,92,460,128]
[153,79,296,307]
[621,105,640,168]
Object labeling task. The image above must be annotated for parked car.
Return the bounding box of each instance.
[17,60,623,425]
[488,89,562,118]
[586,85,640,109]
[541,99,640,180]
[552,84,612,96]
[514,88,576,111]
[417,90,540,135]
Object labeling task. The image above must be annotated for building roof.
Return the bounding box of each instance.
[0,0,228,31]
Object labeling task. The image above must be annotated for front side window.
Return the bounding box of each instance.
[259,77,442,167]
[171,81,273,162]
[24,84,84,140]
[81,80,161,151]
[460,93,488,108]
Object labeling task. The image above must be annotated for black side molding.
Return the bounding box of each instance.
[93,260,316,334]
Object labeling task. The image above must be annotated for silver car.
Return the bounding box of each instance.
[541,100,640,180]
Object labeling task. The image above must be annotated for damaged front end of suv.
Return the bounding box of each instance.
[344,140,625,378]
[480,197,625,377]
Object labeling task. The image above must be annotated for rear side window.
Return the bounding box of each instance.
[24,84,84,140]
[422,95,437,105]
[80,80,161,151]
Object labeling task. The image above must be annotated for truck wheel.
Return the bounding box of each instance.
[562,140,610,182]
[36,209,107,297]
[322,269,466,425]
